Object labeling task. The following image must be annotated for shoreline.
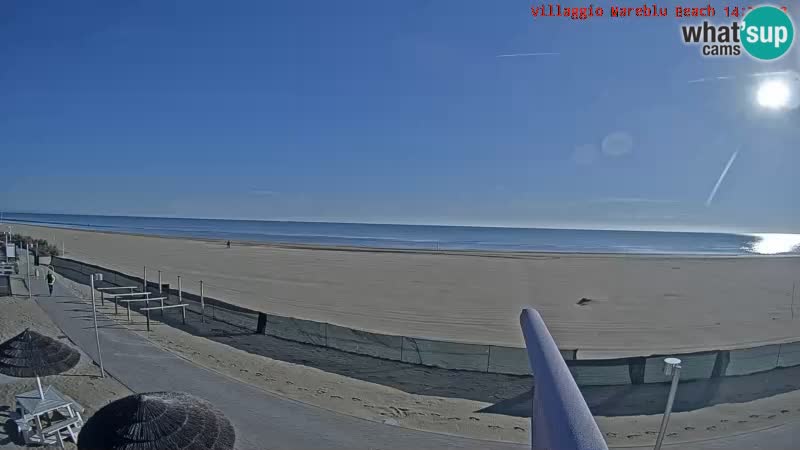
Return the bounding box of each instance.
[4,221,799,259]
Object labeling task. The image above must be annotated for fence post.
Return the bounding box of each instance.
[256,313,267,334]
[200,280,205,323]
[178,275,182,304]
[143,266,147,292]
[158,270,162,295]
[146,309,151,332]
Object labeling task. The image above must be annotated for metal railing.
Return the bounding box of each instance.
[520,308,607,450]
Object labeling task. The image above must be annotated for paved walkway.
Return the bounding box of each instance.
[26,267,525,450]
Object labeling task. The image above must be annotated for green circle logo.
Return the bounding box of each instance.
[741,6,795,60]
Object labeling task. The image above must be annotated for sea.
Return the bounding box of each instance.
[1,212,799,256]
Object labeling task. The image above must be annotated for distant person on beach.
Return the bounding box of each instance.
[46,271,55,295]
[226,240,231,248]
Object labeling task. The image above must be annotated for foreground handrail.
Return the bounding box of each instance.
[520,308,608,450]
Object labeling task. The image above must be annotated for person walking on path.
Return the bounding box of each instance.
[46,271,56,296]
[226,240,231,249]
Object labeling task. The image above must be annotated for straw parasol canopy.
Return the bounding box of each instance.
[0,328,80,381]
[78,391,236,450]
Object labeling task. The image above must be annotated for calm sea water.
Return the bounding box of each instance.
[2,213,799,255]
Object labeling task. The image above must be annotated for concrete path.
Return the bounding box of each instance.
[27,268,525,450]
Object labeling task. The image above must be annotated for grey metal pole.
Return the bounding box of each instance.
[26,243,31,300]
[178,275,182,304]
[200,280,205,323]
[61,241,64,257]
[654,358,682,450]
[143,266,147,292]
[158,270,162,294]
[4,232,7,263]
[90,275,105,378]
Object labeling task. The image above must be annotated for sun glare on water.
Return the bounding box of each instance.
[750,233,800,255]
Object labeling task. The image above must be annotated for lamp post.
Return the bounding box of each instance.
[90,273,106,378]
[654,357,682,450]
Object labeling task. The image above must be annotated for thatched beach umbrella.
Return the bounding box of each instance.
[78,391,236,450]
[0,329,80,399]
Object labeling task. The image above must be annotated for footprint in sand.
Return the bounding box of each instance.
[240,369,248,373]
[738,420,748,424]
[446,417,461,421]
[749,415,760,418]
[330,395,342,399]
[645,431,656,435]
[767,415,776,419]
[430,413,441,417]
[606,433,617,438]
[781,409,790,414]
[706,426,717,431]
[488,425,502,430]
[626,434,641,439]
[667,433,678,437]
[297,387,308,391]
[684,427,695,431]
[351,397,362,401]
[514,427,525,432]
[255,373,263,376]
[469,417,480,421]
[720,419,729,423]
[285,381,294,385]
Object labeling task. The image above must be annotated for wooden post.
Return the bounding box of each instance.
[114,295,118,315]
[127,301,132,324]
[100,290,104,307]
[200,280,205,323]
[161,296,165,317]
[256,313,267,334]
[143,266,147,292]
[146,309,151,332]
[178,275,182,304]
[181,306,186,325]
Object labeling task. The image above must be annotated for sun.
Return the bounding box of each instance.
[755,79,792,109]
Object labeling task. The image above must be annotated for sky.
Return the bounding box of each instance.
[1,1,798,232]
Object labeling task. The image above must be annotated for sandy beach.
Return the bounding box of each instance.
[48,259,800,448]
[12,224,800,355]
[0,295,130,449]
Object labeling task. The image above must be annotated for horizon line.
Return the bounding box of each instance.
[0,210,792,236]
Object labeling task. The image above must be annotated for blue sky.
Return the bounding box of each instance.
[2,1,798,232]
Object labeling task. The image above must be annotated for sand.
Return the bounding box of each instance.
[52,266,800,448]
[0,295,131,449]
[12,224,800,356]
